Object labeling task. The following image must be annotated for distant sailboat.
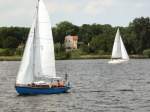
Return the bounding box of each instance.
[15,0,70,95]
[108,28,129,64]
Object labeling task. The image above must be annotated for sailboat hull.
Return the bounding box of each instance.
[108,59,128,64]
[15,86,71,95]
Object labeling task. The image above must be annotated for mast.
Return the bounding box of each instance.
[33,0,39,79]
[33,28,35,79]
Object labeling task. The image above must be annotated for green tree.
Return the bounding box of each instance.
[129,17,150,53]
[3,36,18,48]
[53,21,79,44]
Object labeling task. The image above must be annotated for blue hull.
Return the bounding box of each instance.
[15,86,70,95]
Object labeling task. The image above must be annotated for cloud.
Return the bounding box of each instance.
[46,1,80,14]
[0,0,35,26]
[0,0,150,27]
[135,2,145,8]
[84,0,113,15]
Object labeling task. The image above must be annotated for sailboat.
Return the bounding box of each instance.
[15,0,70,95]
[108,28,129,64]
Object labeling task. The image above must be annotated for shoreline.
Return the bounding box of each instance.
[0,56,21,61]
[0,55,149,61]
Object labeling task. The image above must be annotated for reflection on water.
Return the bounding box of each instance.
[0,59,150,112]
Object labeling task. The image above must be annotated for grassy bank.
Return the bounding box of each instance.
[0,56,21,61]
[0,55,149,61]
[66,54,148,60]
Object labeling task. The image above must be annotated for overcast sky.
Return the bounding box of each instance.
[0,0,150,27]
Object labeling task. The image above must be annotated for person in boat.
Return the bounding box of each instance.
[31,83,36,87]
[57,80,60,87]
[51,80,64,87]
[51,80,58,87]
[57,80,65,87]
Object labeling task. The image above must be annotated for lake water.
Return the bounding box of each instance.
[0,59,150,112]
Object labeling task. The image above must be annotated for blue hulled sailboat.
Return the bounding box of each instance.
[15,0,70,95]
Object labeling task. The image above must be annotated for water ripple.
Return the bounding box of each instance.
[1,59,150,111]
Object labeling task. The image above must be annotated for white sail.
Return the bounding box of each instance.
[111,28,122,59]
[120,36,129,60]
[16,19,35,84]
[34,0,56,79]
[16,0,56,84]
[109,28,129,64]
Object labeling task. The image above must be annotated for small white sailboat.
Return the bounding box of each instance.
[108,28,129,64]
[15,0,70,95]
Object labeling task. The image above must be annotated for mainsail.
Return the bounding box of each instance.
[111,28,129,60]
[16,0,56,84]
[111,28,122,59]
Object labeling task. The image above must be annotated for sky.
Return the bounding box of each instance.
[0,0,150,27]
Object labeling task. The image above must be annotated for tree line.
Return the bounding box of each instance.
[0,17,150,56]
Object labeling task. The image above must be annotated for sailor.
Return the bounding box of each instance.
[57,80,60,87]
